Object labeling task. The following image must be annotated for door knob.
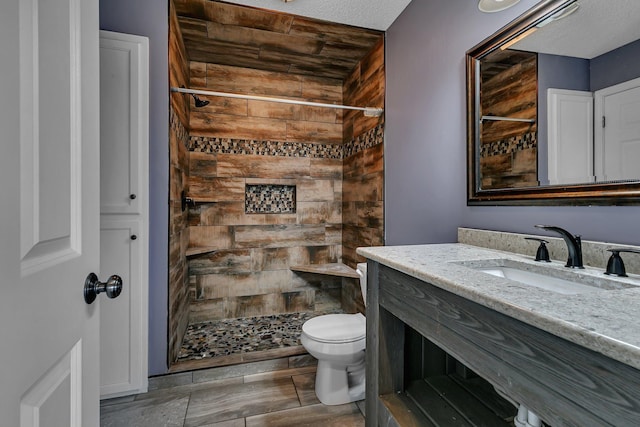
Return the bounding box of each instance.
[84,273,123,304]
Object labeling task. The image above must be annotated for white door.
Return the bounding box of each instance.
[0,0,103,425]
[595,77,640,182]
[99,31,149,399]
[547,88,594,185]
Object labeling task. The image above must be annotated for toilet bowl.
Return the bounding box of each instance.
[300,263,368,405]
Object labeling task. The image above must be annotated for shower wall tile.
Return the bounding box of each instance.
[233,224,327,249]
[342,137,384,270]
[247,100,340,125]
[190,113,289,141]
[189,298,226,323]
[250,246,339,272]
[342,171,384,202]
[310,158,342,179]
[189,62,343,144]
[301,75,343,102]
[285,121,343,145]
[188,177,245,202]
[188,249,253,276]
[356,201,384,229]
[188,151,217,177]
[182,44,385,322]
[188,225,233,249]
[296,201,339,225]
[296,179,336,202]
[169,0,189,127]
[188,61,206,88]
[325,224,344,245]
[340,36,385,276]
[216,154,311,179]
[169,104,191,364]
[340,277,365,317]
[262,213,299,225]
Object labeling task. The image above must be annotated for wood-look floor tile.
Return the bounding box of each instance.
[134,377,244,403]
[245,402,364,427]
[244,366,316,383]
[291,373,320,406]
[184,377,300,427]
[288,354,317,368]
[148,371,193,390]
[100,394,190,427]
[194,358,289,383]
[197,419,246,427]
[100,395,136,407]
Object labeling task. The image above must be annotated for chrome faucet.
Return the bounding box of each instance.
[534,225,584,269]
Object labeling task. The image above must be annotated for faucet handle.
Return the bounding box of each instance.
[605,248,640,277]
[525,237,551,262]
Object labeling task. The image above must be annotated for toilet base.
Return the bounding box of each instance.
[315,354,365,405]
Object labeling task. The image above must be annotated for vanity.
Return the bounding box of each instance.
[358,231,640,426]
[359,0,640,422]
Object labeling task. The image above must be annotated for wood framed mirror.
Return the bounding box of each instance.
[467,0,640,205]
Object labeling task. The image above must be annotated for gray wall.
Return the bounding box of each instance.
[100,0,169,375]
[97,0,640,377]
[537,53,590,185]
[385,0,640,247]
[591,38,640,91]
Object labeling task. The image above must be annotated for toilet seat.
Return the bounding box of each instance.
[302,313,365,343]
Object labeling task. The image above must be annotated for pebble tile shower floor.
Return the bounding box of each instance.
[177,312,331,362]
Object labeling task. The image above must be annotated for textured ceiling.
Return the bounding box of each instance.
[223,0,412,31]
[512,0,640,59]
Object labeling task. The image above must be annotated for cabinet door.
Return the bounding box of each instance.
[100,219,148,398]
[99,31,148,215]
[99,30,149,399]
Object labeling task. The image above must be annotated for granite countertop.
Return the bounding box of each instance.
[357,243,640,370]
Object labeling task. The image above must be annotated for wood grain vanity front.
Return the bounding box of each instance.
[366,263,640,426]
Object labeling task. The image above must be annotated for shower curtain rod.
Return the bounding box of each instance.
[171,86,384,117]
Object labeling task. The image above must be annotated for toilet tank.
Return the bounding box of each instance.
[356,263,367,306]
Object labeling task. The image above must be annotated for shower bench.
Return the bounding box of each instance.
[290,263,360,278]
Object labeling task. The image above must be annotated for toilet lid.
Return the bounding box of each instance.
[302,313,366,343]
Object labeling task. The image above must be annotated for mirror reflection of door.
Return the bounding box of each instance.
[595,77,640,182]
[547,88,594,185]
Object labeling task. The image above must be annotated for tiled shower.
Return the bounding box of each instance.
[167,0,385,369]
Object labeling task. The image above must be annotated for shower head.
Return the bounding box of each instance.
[191,93,210,108]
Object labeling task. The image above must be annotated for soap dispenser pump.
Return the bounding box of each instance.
[525,237,551,262]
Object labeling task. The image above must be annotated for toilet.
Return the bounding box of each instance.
[300,263,368,405]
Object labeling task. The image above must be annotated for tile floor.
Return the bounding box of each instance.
[177,312,323,362]
[100,355,365,427]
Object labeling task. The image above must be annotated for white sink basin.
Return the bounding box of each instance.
[459,259,636,295]
[479,266,600,295]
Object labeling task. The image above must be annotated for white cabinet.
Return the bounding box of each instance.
[99,30,149,398]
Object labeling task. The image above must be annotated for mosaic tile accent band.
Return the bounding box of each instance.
[170,106,189,149]
[245,184,296,214]
[344,123,385,159]
[188,123,384,159]
[189,137,343,159]
[480,131,537,158]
